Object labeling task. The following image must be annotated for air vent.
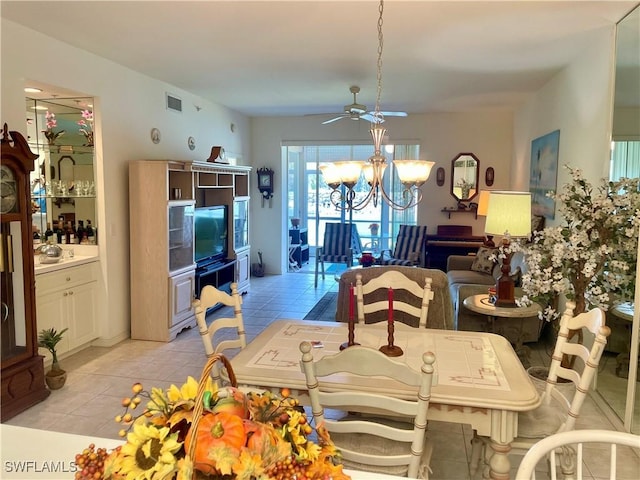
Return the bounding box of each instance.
[166,93,182,112]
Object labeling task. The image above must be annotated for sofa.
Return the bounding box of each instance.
[446,251,543,344]
[336,265,454,330]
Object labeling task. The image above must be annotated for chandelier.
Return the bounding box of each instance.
[320,0,434,211]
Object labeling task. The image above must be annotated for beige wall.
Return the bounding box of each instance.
[512,26,617,227]
[251,111,513,274]
[2,17,618,339]
[1,19,251,345]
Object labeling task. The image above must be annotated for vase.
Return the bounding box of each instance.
[291,218,300,228]
[369,227,379,236]
[45,369,67,390]
[359,252,375,267]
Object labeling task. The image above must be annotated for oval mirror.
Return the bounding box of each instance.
[450,153,479,202]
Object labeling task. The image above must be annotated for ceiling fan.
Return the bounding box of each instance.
[318,86,408,125]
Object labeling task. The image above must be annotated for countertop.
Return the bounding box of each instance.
[34,254,99,275]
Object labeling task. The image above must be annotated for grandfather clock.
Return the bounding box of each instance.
[1,123,49,421]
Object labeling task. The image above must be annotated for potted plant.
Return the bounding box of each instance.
[38,327,69,390]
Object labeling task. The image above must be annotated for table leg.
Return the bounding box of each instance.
[488,440,512,480]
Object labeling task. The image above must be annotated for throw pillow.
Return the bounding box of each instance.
[471,246,497,274]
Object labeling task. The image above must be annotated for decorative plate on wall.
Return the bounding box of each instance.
[436,167,445,186]
[188,136,196,151]
[485,167,495,186]
[150,128,161,144]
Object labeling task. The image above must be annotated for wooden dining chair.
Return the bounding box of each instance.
[469,301,611,479]
[378,224,427,267]
[299,341,436,479]
[193,283,246,385]
[515,429,640,480]
[355,270,435,327]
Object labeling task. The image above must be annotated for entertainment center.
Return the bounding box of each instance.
[129,160,251,342]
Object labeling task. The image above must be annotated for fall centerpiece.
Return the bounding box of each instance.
[74,354,349,480]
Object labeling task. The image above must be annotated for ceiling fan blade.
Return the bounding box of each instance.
[322,115,348,125]
[360,113,384,123]
[378,111,408,117]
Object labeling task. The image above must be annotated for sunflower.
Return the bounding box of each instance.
[108,423,181,480]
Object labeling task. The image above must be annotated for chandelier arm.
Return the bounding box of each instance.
[378,183,422,211]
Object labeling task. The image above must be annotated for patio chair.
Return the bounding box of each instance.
[515,429,640,480]
[193,283,246,385]
[355,270,434,327]
[300,341,436,478]
[315,222,360,287]
[469,301,611,479]
[378,224,427,267]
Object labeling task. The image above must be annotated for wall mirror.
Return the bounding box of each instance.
[595,4,639,435]
[450,153,479,202]
[25,96,97,243]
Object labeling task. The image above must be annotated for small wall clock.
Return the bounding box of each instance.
[257,167,274,199]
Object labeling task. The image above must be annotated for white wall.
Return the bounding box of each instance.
[251,111,513,274]
[1,19,251,345]
[513,25,617,227]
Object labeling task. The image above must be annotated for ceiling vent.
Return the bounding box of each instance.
[166,93,182,113]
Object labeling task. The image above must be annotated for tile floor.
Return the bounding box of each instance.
[6,266,639,479]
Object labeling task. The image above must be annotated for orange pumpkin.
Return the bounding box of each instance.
[211,386,249,419]
[244,419,281,454]
[185,412,246,474]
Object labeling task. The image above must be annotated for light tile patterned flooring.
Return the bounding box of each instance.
[6,266,639,479]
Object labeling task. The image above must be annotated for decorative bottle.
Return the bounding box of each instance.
[86,220,95,245]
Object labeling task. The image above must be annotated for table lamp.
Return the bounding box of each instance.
[476,190,495,247]
[484,191,531,307]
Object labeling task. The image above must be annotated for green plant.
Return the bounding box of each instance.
[38,327,68,373]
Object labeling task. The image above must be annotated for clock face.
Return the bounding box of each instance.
[0,165,18,214]
[260,174,271,187]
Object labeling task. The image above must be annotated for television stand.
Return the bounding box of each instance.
[195,258,236,299]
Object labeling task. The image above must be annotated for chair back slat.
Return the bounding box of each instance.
[355,271,433,327]
[193,283,246,385]
[300,342,436,478]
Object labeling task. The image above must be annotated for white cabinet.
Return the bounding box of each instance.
[169,270,196,329]
[236,247,251,294]
[35,262,98,361]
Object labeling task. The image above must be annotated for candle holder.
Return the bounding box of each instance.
[340,315,360,350]
[379,320,403,357]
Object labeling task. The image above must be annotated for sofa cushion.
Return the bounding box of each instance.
[470,246,497,274]
[447,269,496,287]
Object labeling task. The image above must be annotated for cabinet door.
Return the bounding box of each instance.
[169,270,195,327]
[236,248,250,294]
[35,290,70,358]
[67,282,98,349]
[233,198,249,250]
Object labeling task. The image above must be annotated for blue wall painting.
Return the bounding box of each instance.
[529,129,560,220]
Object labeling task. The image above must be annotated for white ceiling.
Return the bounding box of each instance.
[3,1,637,118]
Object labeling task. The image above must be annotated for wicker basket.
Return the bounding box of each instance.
[185,353,237,477]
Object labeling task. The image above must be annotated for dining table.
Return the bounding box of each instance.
[231,319,542,480]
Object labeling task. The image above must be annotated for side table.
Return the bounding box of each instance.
[463,294,542,367]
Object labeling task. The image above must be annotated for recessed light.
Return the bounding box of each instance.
[24,87,43,93]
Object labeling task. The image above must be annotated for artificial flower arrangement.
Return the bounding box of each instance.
[42,111,65,145]
[495,165,640,321]
[74,355,349,480]
[77,109,94,146]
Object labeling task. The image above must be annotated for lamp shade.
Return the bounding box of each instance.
[477,190,491,216]
[485,191,532,237]
[394,160,435,187]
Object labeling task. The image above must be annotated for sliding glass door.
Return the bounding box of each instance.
[284,142,420,259]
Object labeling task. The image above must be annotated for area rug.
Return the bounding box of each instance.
[303,291,338,322]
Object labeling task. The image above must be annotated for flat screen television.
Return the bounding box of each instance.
[194,205,228,264]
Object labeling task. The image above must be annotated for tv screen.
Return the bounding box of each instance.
[194,206,228,264]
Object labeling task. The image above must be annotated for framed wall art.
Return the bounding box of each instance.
[529,129,560,220]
